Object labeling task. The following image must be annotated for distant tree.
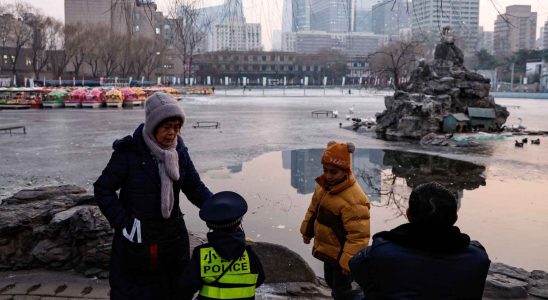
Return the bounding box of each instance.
[6,3,34,78]
[48,21,73,78]
[368,40,426,90]
[28,14,59,79]
[474,49,497,70]
[166,0,212,81]
[84,26,106,78]
[65,24,87,78]
[98,32,122,77]
[133,35,167,81]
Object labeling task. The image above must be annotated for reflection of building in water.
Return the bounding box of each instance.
[283,149,324,194]
[352,149,387,202]
[227,164,243,173]
[282,148,387,198]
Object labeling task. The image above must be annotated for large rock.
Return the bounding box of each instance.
[484,262,548,299]
[253,242,317,284]
[376,44,509,140]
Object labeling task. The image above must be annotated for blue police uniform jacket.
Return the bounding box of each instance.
[349,223,490,300]
[94,124,212,299]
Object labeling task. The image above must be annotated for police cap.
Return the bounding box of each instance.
[200,191,248,229]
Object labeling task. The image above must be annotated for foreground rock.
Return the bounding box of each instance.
[2,185,548,299]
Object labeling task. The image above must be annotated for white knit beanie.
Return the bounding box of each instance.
[144,92,185,136]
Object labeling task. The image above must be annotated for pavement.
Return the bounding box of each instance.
[0,270,109,299]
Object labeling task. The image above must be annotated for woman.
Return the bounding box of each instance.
[94,92,212,300]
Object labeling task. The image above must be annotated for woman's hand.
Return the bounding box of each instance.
[302,236,311,244]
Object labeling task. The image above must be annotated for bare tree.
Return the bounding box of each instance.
[98,31,122,77]
[48,21,75,78]
[84,26,107,78]
[0,4,14,72]
[65,24,87,78]
[6,3,34,78]
[28,14,59,79]
[368,40,427,90]
[166,0,211,81]
[117,34,134,79]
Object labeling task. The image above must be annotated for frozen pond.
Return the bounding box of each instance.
[1,93,548,275]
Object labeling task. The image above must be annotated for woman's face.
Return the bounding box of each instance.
[322,164,347,186]
[155,119,182,148]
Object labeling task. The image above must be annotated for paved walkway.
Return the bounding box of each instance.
[0,270,109,299]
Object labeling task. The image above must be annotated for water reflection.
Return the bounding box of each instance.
[282,148,487,217]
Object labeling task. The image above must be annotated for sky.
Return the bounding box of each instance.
[2,0,548,50]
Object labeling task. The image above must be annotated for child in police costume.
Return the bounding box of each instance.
[300,141,370,300]
[179,191,265,300]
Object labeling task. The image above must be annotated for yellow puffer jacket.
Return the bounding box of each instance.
[300,174,370,272]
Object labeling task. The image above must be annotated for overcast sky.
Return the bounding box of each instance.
[2,0,547,50]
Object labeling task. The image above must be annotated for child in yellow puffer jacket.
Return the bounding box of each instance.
[300,141,370,300]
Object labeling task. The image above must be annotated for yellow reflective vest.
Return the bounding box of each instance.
[199,246,258,299]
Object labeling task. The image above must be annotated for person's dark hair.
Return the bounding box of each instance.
[154,116,183,135]
[408,182,457,227]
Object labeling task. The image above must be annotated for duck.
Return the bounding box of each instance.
[522,137,528,143]
[515,140,524,147]
[531,138,541,145]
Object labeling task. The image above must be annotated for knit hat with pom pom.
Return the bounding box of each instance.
[321,141,355,170]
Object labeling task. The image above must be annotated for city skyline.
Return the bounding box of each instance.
[3,0,548,50]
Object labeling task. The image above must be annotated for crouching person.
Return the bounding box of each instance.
[349,182,490,299]
[179,191,265,299]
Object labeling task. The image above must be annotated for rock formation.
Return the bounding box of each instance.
[376,26,509,140]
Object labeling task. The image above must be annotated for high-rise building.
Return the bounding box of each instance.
[282,31,387,56]
[65,0,111,26]
[537,26,544,49]
[282,0,312,32]
[212,17,262,51]
[371,0,410,37]
[493,5,537,56]
[477,27,494,54]
[411,0,479,52]
[354,9,372,32]
[65,0,166,38]
[310,0,354,33]
[544,21,548,49]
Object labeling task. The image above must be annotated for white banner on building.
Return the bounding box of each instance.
[225,76,229,86]
[157,77,162,85]
[185,78,189,85]
[190,77,194,86]
[207,76,211,85]
[174,76,178,85]
[323,76,327,86]
[304,76,309,86]
[141,76,145,86]
[129,76,133,84]
[243,77,247,86]
[342,77,346,87]
[283,76,287,86]
[359,77,363,85]
[262,77,267,86]
[115,77,118,84]
[29,78,34,88]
